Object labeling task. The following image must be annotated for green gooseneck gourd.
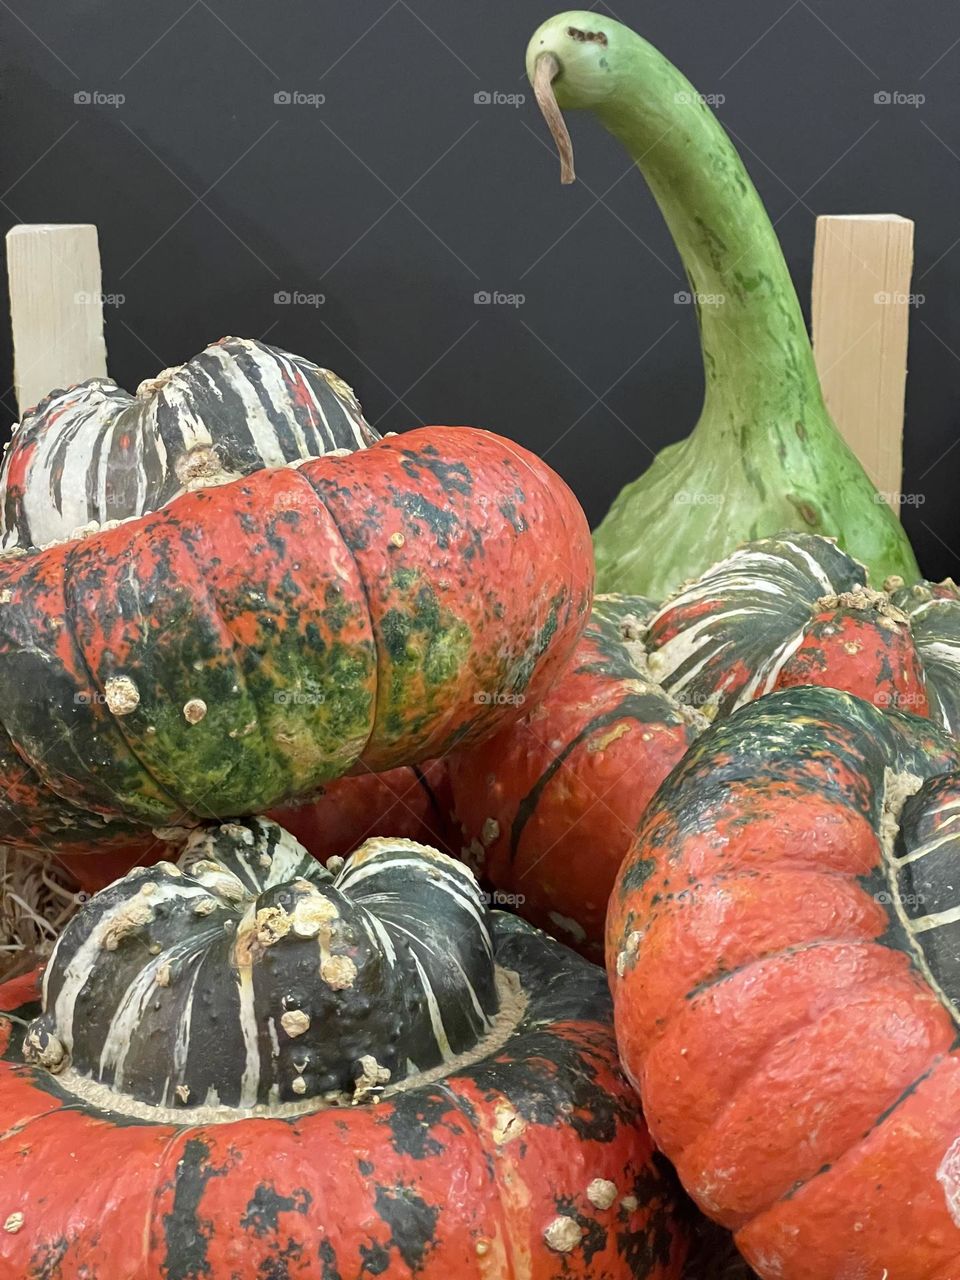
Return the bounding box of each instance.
[526,12,920,599]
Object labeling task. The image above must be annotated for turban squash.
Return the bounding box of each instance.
[446,534,960,959]
[0,335,376,551]
[608,685,960,1279]
[4,340,460,888]
[0,424,591,857]
[2,822,687,1278]
[646,533,960,728]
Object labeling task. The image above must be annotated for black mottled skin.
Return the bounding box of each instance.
[241,1185,312,1237]
[371,1184,440,1272]
[161,1137,230,1280]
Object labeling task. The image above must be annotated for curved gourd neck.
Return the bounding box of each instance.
[531,14,825,429]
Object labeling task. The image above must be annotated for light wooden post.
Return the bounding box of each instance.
[6,224,108,416]
[811,213,914,511]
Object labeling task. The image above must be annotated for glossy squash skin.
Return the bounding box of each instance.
[608,686,960,1279]
[0,426,592,854]
[272,760,453,860]
[2,829,687,1280]
[448,597,701,960]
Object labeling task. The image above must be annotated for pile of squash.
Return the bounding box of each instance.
[1,12,956,1280]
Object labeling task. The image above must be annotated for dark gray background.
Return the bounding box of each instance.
[1,0,958,577]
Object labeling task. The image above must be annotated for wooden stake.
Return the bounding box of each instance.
[6,223,108,417]
[811,213,914,512]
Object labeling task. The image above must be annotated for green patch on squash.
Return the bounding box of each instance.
[379,571,473,745]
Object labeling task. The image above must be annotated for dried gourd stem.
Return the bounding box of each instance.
[533,53,576,184]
